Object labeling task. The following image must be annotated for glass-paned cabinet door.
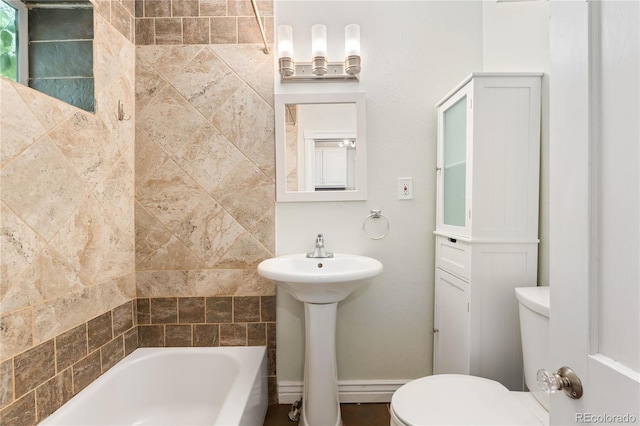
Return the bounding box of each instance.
[442,94,467,228]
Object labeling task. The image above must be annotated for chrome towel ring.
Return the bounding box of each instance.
[363,209,389,240]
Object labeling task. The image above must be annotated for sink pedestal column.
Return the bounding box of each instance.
[301,302,342,426]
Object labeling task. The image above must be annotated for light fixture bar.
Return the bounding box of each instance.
[280,62,359,82]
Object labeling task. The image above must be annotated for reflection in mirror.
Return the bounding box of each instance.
[0,0,94,112]
[275,92,366,202]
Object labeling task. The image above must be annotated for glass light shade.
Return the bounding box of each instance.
[277,25,294,58]
[311,24,327,57]
[345,24,360,56]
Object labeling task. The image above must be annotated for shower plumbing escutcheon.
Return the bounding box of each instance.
[537,366,583,399]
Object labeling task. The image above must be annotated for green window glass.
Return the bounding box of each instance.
[0,0,18,81]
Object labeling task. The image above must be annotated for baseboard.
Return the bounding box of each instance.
[278,380,410,404]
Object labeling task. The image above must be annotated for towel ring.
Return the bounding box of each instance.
[363,209,389,240]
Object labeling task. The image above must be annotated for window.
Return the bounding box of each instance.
[0,0,27,84]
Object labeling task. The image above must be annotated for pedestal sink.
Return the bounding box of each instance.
[258,254,383,426]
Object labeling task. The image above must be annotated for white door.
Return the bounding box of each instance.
[549,1,639,424]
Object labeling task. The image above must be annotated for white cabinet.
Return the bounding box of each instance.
[314,146,347,189]
[433,73,542,391]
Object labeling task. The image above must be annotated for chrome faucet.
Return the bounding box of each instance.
[307,234,333,258]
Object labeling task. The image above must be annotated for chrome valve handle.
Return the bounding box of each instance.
[537,366,583,399]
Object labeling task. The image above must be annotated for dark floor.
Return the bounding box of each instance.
[264,403,391,426]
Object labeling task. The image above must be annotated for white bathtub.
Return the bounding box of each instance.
[40,347,268,426]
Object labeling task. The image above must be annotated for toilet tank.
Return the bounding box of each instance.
[515,286,550,411]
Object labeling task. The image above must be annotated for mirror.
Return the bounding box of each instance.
[275,92,367,202]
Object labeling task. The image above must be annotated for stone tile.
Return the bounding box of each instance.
[121,0,135,16]
[112,301,134,336]
[172,196,244,268]
[193,324,218,347]
[100,336,124,372]
[227,0,273,16]
[172,124,244,194]
[14,340,55,398]
[206,297,232,323]
[150,298,178,324]
[135,56,167,113]
[134,203,172,266]
[261,296,276,322]
[183,18,210,44]
[93,0,110,21]
[219,323,246,346]
[200,0,226,16]
[210,44,274,106]
[137,235,207,271]
[145,0,171,17]
[136,298,151,324]
[94,234,135,285]
[55,324,87,372]
[135,159,210,231]
[138,325,164,347]
[134,128,170,187]
[135,18,154,45]
[0,137,85,242]
[237,268,276,296]
[87,311,113,353]
[210,160,274,233]
[0,79,47,168]
[49,112,118,188]
[136,45,202,82]
[155,18,182,44]
[111,1,133,41]
[238,16,270,44]
[124,327,138,355]
[211,84,273,157]
[13,83,75,133]
[0,392,36,426]
[136,84,207,155]
[49,195,119,285]
[267,348,276,376]
[178,297,205,323]
[0,204,45,299]
[216,232,272,270]
[0,359,13,409]
[0,248,83,316]
[0,308,33,362]
[234,296,260,322]
[168,47,242,121]
[267,322,276,349]
[135,0,143,17]
[173,0,199,16]
[33,287,100,344]
[165,325,192,346]
[35,368,72,422]
[136,270,243,297]
[93,152,134,239]
[247,323,265,346]
[72,350,101,394]
[210,17,237,44]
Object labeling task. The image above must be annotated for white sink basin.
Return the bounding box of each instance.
[257,254,383,304]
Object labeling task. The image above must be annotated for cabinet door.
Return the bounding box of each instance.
[437,83,472,237]
[433,268,470,375]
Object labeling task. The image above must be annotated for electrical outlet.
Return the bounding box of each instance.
[398,177,413,200]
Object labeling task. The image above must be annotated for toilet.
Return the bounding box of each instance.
[390,286,550,426]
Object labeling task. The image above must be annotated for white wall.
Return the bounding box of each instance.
[482,0,550,285]
[274,1,484,389]
[273,0,550,398]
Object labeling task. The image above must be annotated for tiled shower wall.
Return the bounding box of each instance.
[0,1,137,423]
[1,0,276,424]
[133,0,277,404]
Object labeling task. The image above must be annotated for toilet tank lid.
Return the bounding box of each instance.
[515,286,550,317]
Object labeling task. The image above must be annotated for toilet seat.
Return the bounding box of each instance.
[390,375,544,425]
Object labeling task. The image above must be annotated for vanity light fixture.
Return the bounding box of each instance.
[277,24,361,82]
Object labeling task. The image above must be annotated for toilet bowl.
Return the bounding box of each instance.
[390,286,550,426]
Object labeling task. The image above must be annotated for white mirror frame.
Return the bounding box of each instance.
[274,92,367,202]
